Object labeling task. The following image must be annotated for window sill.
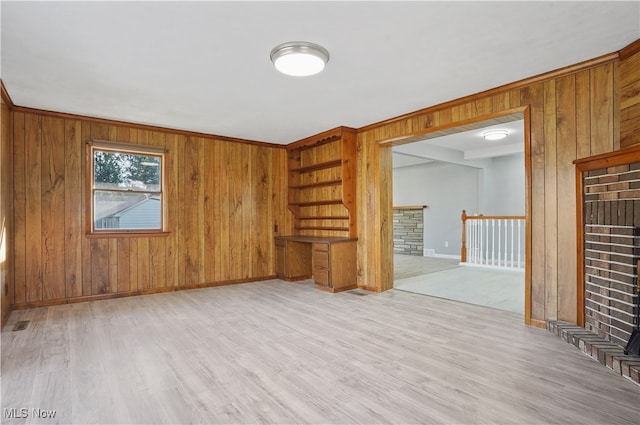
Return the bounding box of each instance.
[86,231,170,239]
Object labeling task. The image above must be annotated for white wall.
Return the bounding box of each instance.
[393,152,524,257]
[393,162,480,256]
[481,153,525,216]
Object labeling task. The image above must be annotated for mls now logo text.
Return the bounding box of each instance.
[4,408,57,419]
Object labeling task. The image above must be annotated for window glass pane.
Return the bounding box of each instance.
[94,191,161,230]
[94,150,161,192]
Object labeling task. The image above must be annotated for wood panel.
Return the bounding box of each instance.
[24,114,42,302]
[12,113,25,307]
[357,57,627,327]
[522,83,545,324]
[240,143,252,278]
[0,85,13,326]
[620,45,640,148]
[253,146,272,277]
[543,80,558,321]
[555,74,578,323]
[10,111,289,308]
[164,133,180,288]
[41,116,65,300]
[378,144,394,292]
[203,136,217,283]
[64,120,83,298]
[228,139,244,280]
[215,142,231,280]
[590,63,615,155]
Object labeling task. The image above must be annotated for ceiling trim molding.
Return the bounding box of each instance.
[9,104,285,149]
[359,51,619,133]
[1,80,15,109]
[619,38,640,60]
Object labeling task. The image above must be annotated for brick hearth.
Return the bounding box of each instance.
[547,320,640,385]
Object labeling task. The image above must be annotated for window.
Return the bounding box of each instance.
[87,141,166,235]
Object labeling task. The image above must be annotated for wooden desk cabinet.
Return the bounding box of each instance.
[275,236,357,293]
[275,239,312,280]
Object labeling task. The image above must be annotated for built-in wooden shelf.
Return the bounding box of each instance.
[286,126,357,238]
[290,159,342,174]
[289,179,342,190]
[297,216,350,220]
[295,226,350,231]
[289,199,343,207]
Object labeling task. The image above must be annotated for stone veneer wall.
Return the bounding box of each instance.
[393,206,426,256]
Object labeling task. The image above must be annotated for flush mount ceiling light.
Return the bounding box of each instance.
[482,129,509,141]
[270,41,329,77]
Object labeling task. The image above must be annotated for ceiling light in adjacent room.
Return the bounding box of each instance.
[482,129,509,141]
[270,41,329,77]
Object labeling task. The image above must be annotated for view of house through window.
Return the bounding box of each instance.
[91,144,164,232]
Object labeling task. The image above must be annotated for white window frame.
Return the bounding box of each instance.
[86,140,168,237]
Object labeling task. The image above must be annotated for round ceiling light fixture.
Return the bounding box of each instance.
[482,129,509,141]
[270,41,329,77]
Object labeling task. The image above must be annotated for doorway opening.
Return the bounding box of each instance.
[389,115,528,316]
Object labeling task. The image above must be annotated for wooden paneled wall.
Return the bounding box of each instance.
[1,85,14,325]
[620,41,640,148]
[356,56,622,326]
[11,111,292,308]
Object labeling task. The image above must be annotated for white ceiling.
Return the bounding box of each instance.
[392,120,524,169]
[1,1,638,145]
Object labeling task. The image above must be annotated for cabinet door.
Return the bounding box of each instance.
[275,241,286,278]
[327,242,357,291]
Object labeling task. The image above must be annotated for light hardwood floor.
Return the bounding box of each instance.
[2,279,639,424]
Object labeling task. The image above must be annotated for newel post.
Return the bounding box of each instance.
[461,210,467,263]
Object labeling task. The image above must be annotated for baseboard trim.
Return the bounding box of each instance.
[357,284,381,292]
[11,276,276,310]
[423,249,460,261]
[528,318,547,329]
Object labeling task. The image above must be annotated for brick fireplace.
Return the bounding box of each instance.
[582,163,640,348]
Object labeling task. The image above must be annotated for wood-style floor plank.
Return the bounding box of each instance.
[2,279,639,424]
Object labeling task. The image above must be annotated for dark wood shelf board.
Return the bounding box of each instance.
[290,159,342,174]
[297,216,349,220]
[295,226,350,231]
[289,179,342,189]
[290,200,344,207]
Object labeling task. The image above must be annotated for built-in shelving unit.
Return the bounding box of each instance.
[287,127,357,237]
